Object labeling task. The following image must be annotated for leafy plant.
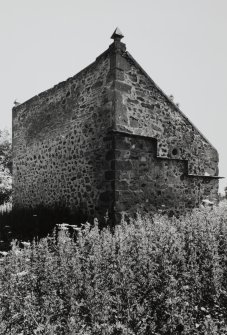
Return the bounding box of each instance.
[1,206,227,334]
[0,129,12,205]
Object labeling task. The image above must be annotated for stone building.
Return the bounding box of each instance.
[12,28,221,221]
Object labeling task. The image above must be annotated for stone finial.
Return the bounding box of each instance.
[14,99,20,106]
[111,27,124,42]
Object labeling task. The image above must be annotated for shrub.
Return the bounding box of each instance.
[0,129,12,205]
[1,206,227,334]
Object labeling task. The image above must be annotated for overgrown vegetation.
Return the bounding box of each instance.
[1,206,227,334]
[0,205,91,251]
[0,129,12,205]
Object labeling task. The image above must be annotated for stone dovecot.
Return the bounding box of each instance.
[12,28,221,221]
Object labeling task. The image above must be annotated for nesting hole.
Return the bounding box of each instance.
[172,148,178,156]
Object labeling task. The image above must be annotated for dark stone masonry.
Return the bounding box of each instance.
[12,28,221,221]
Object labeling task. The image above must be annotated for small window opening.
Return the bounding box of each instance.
[172,148,178,156]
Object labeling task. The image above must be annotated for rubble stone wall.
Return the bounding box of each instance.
[12,52,114,218]
[111,50,219,216]
[12,42,219,221]
[114,52,219,179]
[114,132,218,218]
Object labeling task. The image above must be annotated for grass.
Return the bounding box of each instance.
[0,205,227,334]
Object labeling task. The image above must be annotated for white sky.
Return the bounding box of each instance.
[0,0,226,192]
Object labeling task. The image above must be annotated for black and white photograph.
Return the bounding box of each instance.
[0,1,227,334]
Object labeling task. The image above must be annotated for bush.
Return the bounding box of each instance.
[1,206,227,334]
[0,129,12,205]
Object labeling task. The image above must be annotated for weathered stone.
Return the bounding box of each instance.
[115,160,132,171]
[105,171,115,180]
[141,103,155,110]
[115,81,132,93]
[105,150,115,161]
[12,30,220,222]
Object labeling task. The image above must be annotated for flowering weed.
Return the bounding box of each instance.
[0,207,227,334]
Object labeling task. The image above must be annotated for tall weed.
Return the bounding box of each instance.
[0,206,227,334]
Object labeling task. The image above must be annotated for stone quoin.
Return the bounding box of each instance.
[12,28,222,221]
